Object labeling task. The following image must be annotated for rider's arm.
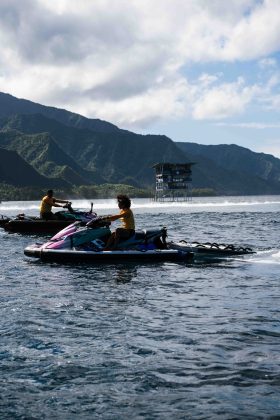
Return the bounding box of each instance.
[54,199,69,204]
[105,213,122,222]
[52,203,66,208]
[106,209,130,222]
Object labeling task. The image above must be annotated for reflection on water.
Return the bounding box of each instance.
[114,265,137,283]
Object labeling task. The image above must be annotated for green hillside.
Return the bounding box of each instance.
[0,147,68,188]
[0,128,105,185]
[176,142,280,193]
[0,91,280,196]
[0,92,119,133]
[0,113,187,187]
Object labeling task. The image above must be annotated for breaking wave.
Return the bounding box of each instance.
[1,195,280,212]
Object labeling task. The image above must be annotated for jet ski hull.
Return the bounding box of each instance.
[24,244,193,263]
[0,216,10,227]
[2,203,96,234]
[170,241,254,261]
[4,219,74,233]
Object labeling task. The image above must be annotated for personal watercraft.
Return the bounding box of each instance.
[24,216,193,263]
[24,215,254,263]
[0,214,10,227]
[3,203,97,234]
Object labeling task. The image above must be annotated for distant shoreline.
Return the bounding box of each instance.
[0,184,217,201]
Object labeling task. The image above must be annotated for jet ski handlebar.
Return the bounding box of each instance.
[86,216,111,228]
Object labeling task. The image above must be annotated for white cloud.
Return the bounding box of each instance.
[191,78,261,120]
[260,93,280,111]
[258,58,277,69]
[218,0,280,61]
[254,138,280,158]
[0,0,280,127]
[215,122,280,129]
[80,78,190,128]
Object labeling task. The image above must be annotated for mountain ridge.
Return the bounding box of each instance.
[0,92,119,133]
[0,92,280,195]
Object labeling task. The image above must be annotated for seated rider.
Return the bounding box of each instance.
[40,189,70,220]
[104,194,135,249]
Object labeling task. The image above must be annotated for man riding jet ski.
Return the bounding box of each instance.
[40,189,71,220]
[24,214,254,264]
[3,201,97,234]
[98,194,135,250]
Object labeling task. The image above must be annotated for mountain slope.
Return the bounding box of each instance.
[176,142,280,194]
[0,128,105,185]
[0,147,68,187]
[0,113,188,187]
[176,142,280,188]
[0,91,119,133]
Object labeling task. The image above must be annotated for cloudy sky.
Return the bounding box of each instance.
[1,0,280,157]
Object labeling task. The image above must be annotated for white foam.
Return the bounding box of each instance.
[67,197,280,211]
[0,204,39,211]
[0,196,280,212]
[244,249,280,265]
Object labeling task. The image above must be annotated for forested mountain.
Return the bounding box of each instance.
[176,142,280,193]
[176,142,280,183]
[0,113,186,187]
[0,147,67,188]
[0,128,105,185]
[0,92,280,195]
[0,92,119,133]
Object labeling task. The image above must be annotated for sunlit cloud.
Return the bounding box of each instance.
[0,0,280,128]
[214,122,280,129]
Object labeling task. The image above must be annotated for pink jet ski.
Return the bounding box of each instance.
[24,216,193,263]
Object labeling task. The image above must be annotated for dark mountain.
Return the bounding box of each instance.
[0,91,119,133]
[0,113,187,187]
[176,142,280,193]
[0,128,105,185]
[186,142,280,182]
[0,147,68,188]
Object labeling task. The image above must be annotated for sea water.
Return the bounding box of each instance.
[0,196,279,419]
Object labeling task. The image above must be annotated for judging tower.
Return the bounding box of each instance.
[153,162,194,202]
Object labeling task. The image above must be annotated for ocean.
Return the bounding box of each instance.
[0,196,279,419]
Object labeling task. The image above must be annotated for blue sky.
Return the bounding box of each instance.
[0,0,280,157]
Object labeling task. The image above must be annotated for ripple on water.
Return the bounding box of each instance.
[0,202,280,418]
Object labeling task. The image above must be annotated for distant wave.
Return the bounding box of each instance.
[130,200,280,209]
[0,204,39,211]
[0,197,280,212]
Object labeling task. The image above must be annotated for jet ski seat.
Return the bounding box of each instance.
[134,229,164,240]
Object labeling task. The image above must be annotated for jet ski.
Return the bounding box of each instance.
[0,214,10,227]
[24,216,194,263]
[3,203,97,234]
[169,240,254,262]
